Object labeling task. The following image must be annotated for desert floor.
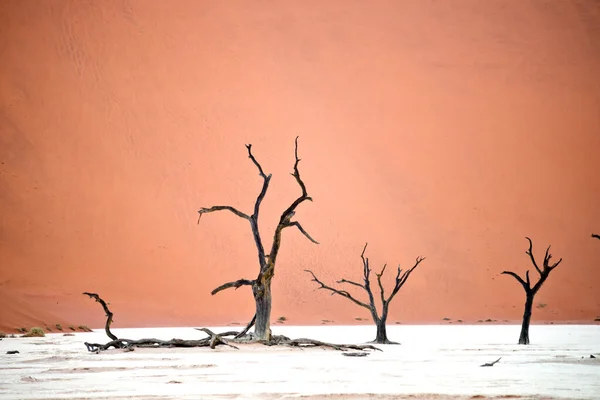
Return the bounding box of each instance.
[1,325,599,400]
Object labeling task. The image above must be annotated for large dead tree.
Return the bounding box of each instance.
[306,243,425,344]
[501,237,562,345]
[197,137,318,341]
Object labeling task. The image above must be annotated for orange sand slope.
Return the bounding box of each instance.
[1,1,599,332]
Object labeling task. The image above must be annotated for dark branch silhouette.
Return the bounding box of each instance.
[480,357,501,367]
[234,314,256,339]
[197,137,318,340]
[306,243,425,344]
[197,206,249,224]
[592,233,600,241]
[211,279,255,295]
[83,292,119,342]
[501,237,562,344]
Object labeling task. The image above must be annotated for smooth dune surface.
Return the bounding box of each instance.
[1,0,599,331]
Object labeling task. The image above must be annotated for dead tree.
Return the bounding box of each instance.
[197,137,318,341]
[501,237,562,345]
[306,243,425,344]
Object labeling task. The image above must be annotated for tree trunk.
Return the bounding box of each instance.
[519,293,534,345]
[374,318,389,344]
[252,280,272,341]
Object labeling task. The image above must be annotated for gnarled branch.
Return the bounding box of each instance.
[542,244,562,271]
[359,243,377,315]
[283,221,319,244]
[263,137,317,276]
[245,143,271,269]
[211,279,255,296]
[280,137,313,217]
[305,269,371,310]
[481,357,501,367]
[196,328,239,349]
[337,278,365,290]
[387,256,426,303]
[235,314,256,339]
[197,206,250,224]
[375,264,388,307]
[83,292,119,342]
[501,271,529,291]
[285,338,382,352]
[525,237,542,276]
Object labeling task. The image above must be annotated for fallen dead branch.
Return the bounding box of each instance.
[83,292,382,353]
[480,357,501,367]
[82,292,119,342]
[284,338,381,352]
[342,352,369,357]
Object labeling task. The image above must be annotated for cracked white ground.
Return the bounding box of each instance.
[1,325,599,400]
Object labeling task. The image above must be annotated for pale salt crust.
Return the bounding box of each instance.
[1,325,598,400]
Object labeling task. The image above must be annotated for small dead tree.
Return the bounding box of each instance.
[197,137,318,341]
[501,237,562,345]
[306,243,425,344]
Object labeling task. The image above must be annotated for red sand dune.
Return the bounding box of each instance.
[1,0,599,332]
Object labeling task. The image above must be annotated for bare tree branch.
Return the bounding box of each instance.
[305,269,372,310]
[543,245,562,271]
[211,279,255,295]
[375,264,388,307]
[195,328,240,349]
[525,237,542,276]
[197,206,250,224]
[263,137,318,279]
[245,144,271,269]
[235,314,256,339]
[592,233,600,240]
[501,271,529,290]
[246,144,268,180]
[276,136,314,229]
[387,256,426,303]
[360,243,369,261]
[283,221,319,244]
[359,243,377,315]
[480,357,502,367]
[337,279,366,290]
